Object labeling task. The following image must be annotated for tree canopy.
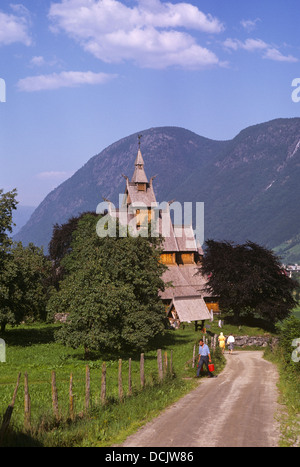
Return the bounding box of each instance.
[0,189,52,332]
[47,213,167,356]
[0,242,52,332]
[48,211,98,287]
[0,188,18,259]
[201,239,297,323]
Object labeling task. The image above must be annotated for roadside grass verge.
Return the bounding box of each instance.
[264,313,300,447]
[264,346,300,447]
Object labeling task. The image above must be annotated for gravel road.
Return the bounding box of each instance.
[122,351,281,448]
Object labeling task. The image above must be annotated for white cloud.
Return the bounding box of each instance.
[224,38,268,52]
[36,171,73,180]
[263,48,298,63]
[17,70,117,92]
[30,56,46,67]
[0,6,32,46]
[48,0,224,69]
[29,55,63,68]
[224,37,298,63]
[29,55,65,69]
[240,18,261,32]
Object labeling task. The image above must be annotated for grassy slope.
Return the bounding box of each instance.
[0,323,225,446]
[274,234,300,264]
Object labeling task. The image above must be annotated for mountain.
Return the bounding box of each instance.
[273,233,300,264]
[12,205,36,236]
[14,118,300,261]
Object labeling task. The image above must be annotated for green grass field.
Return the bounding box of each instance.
[0,322,226,446]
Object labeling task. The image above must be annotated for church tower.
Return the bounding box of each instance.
[131,147,148,187]
[121,141,157,231]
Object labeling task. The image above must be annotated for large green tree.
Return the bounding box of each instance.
[0,188,17,332]
[0,188,18,258]
[0,242,52,332]
[48,212,98,287]
[0,189,52,332]
[201,239,297,323]
[47,214,167,356]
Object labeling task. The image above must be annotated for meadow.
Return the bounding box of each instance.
[0,322,226,446]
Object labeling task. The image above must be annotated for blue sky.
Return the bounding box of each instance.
[1,0,300,207]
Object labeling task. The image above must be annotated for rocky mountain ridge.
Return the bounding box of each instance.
[14,118,300,262]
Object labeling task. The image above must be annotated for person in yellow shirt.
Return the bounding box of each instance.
[218,332,226,354]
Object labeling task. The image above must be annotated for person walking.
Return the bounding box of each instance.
[218,332,226,354]
[196,339,216,378]
[227,333,235,354]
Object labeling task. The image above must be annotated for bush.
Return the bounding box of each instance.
[276,315,300,375]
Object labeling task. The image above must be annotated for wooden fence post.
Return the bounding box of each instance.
[0,372,21,442]
[164,351,168,375]
[12,373,21,408]
[128,358,132,396]
[85,365,90,412]
[118,359,123,401]
[157,349,163,382]
[24,372,31,430]
[51,371,59,421]
[101,362,106,404]
[192,345,196,368]
[69,373,74,420]
[170,350,173,377]
[140,353,145,389]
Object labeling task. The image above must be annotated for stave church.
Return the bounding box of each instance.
[106,143,219,328]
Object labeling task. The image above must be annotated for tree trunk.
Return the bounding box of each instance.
[84,345,90,360]
[233,309,240,324]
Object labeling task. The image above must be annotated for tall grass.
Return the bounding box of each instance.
[264,315,300,447]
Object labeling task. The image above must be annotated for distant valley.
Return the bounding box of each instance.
[12,205,36,236]
[14,118,300,263]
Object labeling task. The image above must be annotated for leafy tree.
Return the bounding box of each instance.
[0,190,53,332]
[201,239,297,323]
[47,214,167,357]
[0,188,18,258]
[0,242,52,332]
[0,188,18,332]
[48,211,98,287]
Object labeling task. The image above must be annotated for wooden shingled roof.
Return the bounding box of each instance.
[126,180,157,207]
[131,148,149,184]
[167,296,212,323]
[160,264,210,300]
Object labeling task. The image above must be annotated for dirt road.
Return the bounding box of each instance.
[122,351,281,447]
